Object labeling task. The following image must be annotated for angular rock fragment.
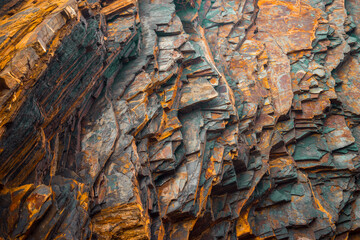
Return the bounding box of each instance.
[179,77,218,109]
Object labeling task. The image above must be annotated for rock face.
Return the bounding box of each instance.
[1,0,360,239]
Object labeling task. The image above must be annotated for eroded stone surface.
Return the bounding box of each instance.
[2,0,360,239]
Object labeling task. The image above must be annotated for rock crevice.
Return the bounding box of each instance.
[1,0,360,239]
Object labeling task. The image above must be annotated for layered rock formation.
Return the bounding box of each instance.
[1,0,360,239]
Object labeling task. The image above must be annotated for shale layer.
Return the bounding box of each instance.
[1,0,360,239]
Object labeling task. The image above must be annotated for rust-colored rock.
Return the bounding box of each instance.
[2,0,360,239]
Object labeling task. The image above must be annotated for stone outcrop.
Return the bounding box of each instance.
[1,0,360,239]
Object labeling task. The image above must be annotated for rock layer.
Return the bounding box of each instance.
[1,0,360,239]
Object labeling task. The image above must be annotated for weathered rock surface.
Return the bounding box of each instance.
[2,0,360,239]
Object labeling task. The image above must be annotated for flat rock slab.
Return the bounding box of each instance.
[324,115,355,151]
[179,77,218,109]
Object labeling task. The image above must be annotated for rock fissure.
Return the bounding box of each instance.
[2,0,360,239]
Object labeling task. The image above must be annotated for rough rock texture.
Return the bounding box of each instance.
[2,0,360,239]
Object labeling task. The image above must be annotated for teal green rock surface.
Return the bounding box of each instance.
[2,0,360,239]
